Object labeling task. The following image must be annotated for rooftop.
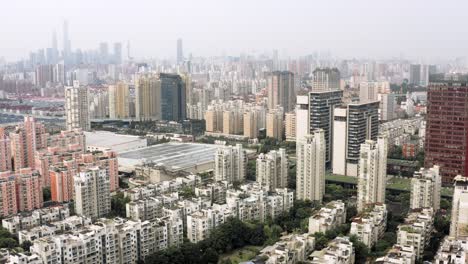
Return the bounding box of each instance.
[119,142,219,170]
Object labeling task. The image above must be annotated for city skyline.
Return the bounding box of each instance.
[1,0,468,62]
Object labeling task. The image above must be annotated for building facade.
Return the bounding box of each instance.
[410,165,441,210]
[214,143,246,183]
[256,148,288,191]
[296,130,326,202]
[357,137,388,213]
[74,167,111,220]
[65,83,90,131]
[425,77,468,183]
[332,101,380,176]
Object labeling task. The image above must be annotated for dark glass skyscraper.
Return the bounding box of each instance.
[160,73,186,121]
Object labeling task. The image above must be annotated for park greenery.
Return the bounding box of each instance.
[110,192,131,217]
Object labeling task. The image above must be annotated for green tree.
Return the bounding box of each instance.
[42,187,51,201]
[350,235,369,263]
[246,159,257,181]
[110,192,130,217]
[179,187,195,199]
[21,240,33,251]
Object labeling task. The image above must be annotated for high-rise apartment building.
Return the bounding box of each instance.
[332,101,379,176]
[16,168,43,212]
[205,108,223,133]
[266,108,284,141]
[425,76,468,183]
[222,110,243,135]
[0,128,11,172]
[214,143,246,183]
[35,65,54,87]
[450,175,468,238]
[74,166,111,220]
[135,74,160,120]
[243,110,259,139]
[312,68,341,92]
[267,71,294,112]
[410,165,441,210]
[109,82,129,119]
[357,137,388,213]
[378,93,395,121]
[0,175,18,217]
[359,82,379,103]
[10,117,46,171]
[49,165,75,203]
[65,83,90,131]
[285,112,296,141]
[307,90,343,165]
[410,64,421,86]
[256,148,288,191]
[295,95,309,141]
[296,130,326,202]
[136,73,186,121]
[0,169,42,217]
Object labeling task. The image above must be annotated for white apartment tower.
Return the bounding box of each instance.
[450,175,468,238]
[296,130,326,202]
[256,148,288,191]
[74,166,111,220]
[410,165,441,210]
[65,82,90,131]
[214,143,246,183]
[357,136,388,213]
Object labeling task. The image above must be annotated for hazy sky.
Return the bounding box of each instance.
[1,0,468,61]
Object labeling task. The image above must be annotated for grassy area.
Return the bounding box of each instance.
[326,173,453,197]
[219,245,262,263]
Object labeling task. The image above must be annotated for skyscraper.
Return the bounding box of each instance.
[425,75,468,183]
[214,143,246,183]
[113,42,122,64]
[160,73,186,121]
[410,166,441,210]
[267,71,295,112]
[99,42,109,63]
[62,20,71,63]
[357,137,387,213]
[65,82,90,131]
[332,101,380,176]
[312,68,341,92]
[256,148,288,191]
[308,90,343,165]
[177,38,183,64]
[296,130,326,202]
